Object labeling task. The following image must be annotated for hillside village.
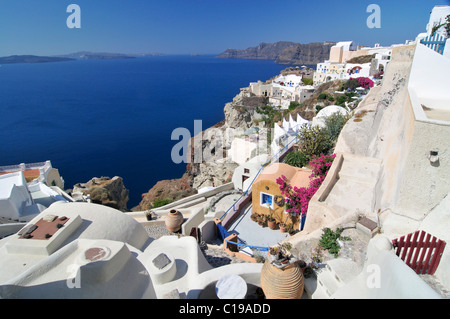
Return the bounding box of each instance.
[0,5,449,300]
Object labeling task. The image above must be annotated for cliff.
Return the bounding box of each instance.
[217,41,336,65]
[72,176,130,212]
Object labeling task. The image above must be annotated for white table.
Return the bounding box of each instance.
[215,274,248,299]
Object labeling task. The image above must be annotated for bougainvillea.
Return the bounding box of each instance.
[276,153,336,218]
[357,77,374,89]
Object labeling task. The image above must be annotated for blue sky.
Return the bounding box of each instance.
[0,0,449,56]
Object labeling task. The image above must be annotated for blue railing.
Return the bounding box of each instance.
[420,34,447,55]
[224,240,269,252]
[219,134,299,221]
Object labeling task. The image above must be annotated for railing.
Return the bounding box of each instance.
[224,240,269,252]
[0,161,50,173]
[420,34,447,55]
[392,230,446,275]
[219,134,299,222]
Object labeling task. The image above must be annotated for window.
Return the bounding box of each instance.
[244,168,250,174]
[260,192,274,209]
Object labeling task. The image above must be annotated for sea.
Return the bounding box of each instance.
[0,55,308,209]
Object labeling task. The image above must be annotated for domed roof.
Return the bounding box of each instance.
[312,105,348,128]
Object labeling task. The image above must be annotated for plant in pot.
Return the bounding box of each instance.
[287,224,298,236]
[257,214,267,227]
[267,207,277,230]
[267,242,295,267]
[250,212,258,222]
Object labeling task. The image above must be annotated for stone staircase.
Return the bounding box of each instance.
[323,153,382,216]
[304,258,362,299]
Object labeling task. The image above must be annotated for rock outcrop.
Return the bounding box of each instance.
[137,170,196,211]
[72,176,129,212]
[217,41,336,65]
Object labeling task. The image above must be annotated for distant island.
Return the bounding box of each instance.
[56,51,166,60]
[0,55,75,64]
[217,41,336,65]
[0,52,166,64]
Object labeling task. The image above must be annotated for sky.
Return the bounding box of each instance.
[0,0,449,56]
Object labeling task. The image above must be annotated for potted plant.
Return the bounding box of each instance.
[250,213,258,222]
[261,214,268,227]
[258,214,267,227]
[279,223,287,233]
[287,224,298,236]
[268,246,279,262]
[267,207,277,230]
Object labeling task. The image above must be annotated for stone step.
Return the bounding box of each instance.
[338,156,381,186]
[306,259,361,299]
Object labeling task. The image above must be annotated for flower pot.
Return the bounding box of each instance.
[268,220,277,230]
[279,224,287,233]
[165,209,184,232]
[260,259,304,299]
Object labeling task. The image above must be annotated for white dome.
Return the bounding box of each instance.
[312,105,348,128]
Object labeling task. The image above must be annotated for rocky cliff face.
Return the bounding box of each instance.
[217,41,336,65]
[137,170,196,211]
[72,176,129,212]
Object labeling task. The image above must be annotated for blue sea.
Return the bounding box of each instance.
[0,55,303,208]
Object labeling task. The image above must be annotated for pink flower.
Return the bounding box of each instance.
[276,153,336,218]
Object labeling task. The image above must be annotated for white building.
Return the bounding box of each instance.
[229,137,258,165]
[0,172,36,221]
[426,5,450,38]
[313,61,372,86]
[232,154,269,191]
[0,162,72,222]
[419,5,450,58]
[272,114,309,155]
[0,171,69,222]
[0,160,65,190]
[249,74,311,109]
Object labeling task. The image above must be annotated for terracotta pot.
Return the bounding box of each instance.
[279,224,287,233]
[260,260,304,299]
[268,220,277,230]
[165,209,184,232]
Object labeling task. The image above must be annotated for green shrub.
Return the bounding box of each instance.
[152,198,173,208]
[298,125,333,160]
[288,101,300,111]
[335,96,347,106]
[256,104,282,128]
[318,93,328,100]
[283,151,309,168]
[324,111,350,141]
[341,78,359,92]
[302,78,313,85]
[318,227,351,258]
